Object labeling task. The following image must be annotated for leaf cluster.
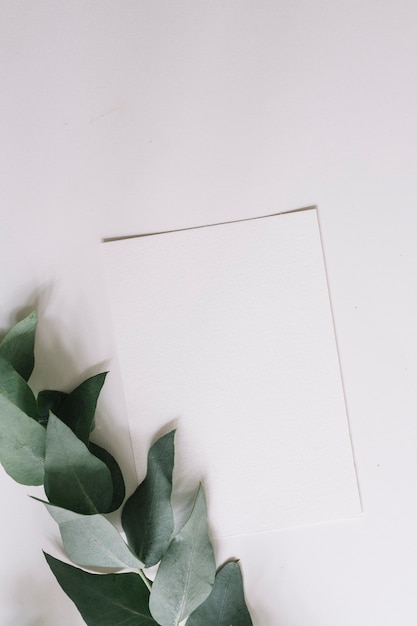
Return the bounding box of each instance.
[0,312,253,625]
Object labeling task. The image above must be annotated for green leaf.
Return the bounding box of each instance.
[0,355,40,419]
[0,310,37,381]
[122,430,175,567]
[0,394,45,485]
[50,372,108,445]
[89,442,125,512]
[187,561,253,626]
[44,413,113,514]
[39,501,144,570]
[44,553,158,625]
[37,389,67,423]
[149,485,216,626]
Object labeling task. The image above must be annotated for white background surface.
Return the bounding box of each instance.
[1,1,417,624]
[103,210,361,537]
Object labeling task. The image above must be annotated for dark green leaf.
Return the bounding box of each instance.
[0,355,39,419]
[44,553,158,625]
[0,394,45,485]
[37,389,67,423]
[122,430,175,567]
[90,442,125,512]
[52,372,108,445]
[44,413,113,514]
[40,501,144,570]
[187,561,253,626]
[0,310,37,381]
[149,485,216,626]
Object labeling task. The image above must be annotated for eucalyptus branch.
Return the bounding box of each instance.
[0,310,254,625]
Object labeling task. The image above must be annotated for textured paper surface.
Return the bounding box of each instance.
[102,210,360,536]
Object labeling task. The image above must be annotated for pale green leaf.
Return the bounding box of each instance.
[44,413,113,514]
[122,430,175,567]
[187,561,253,626]
[149,485,215,626]
[39,501,144,569]
[89,442,125,512]
[0,355,39,419]
[0,394,45,484]
[45,553,158,625]
[0,310,37,381]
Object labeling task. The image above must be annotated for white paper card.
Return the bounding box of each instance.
[102,209,361,536]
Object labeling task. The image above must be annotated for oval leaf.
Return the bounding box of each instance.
[122,430,175,567]
[0,355,39,419]
[89,442,126,512]
[44,553,158,626]
[40,501,144,570]
[0,310,37,381]
[187,561,253,626]
[0,394,45,485]
[149,485,215,626]
[44,413,113,514]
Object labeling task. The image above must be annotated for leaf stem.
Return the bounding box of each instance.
[137,568,152,592]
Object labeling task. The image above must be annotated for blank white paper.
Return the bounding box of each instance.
[102,209,361,536]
